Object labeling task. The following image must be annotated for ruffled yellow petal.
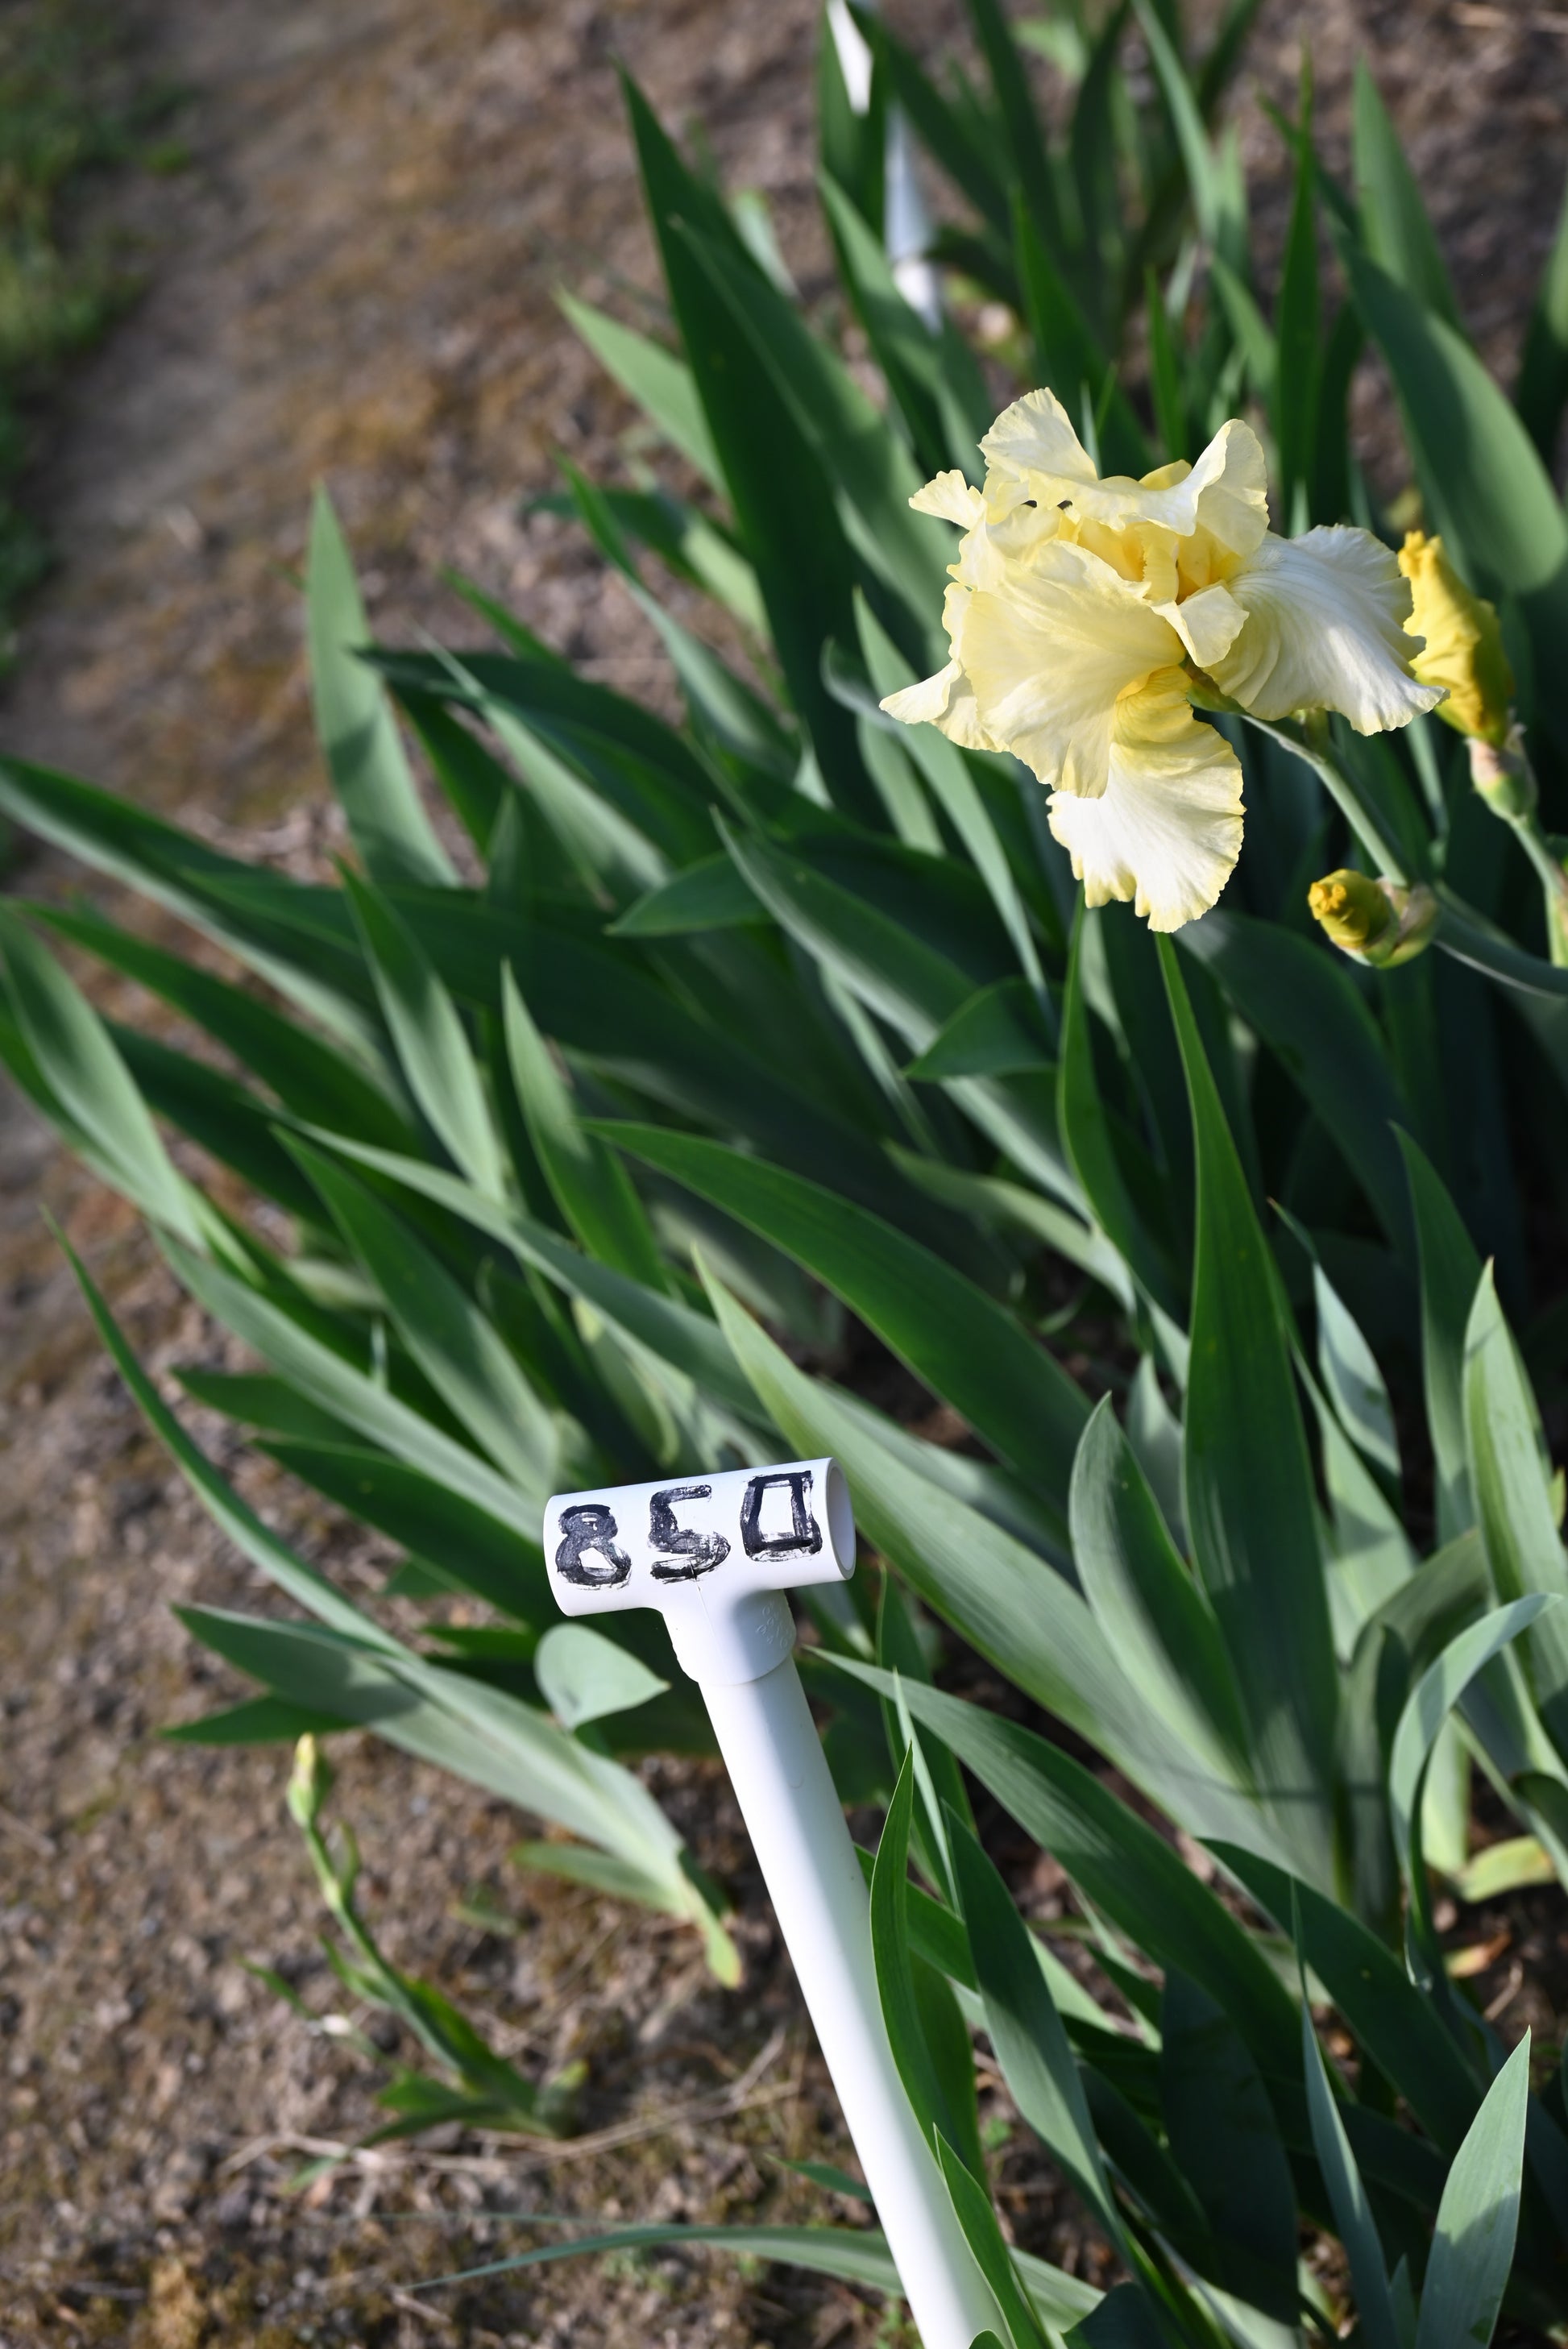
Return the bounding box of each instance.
[1398,529,1511,745]
[910,469,985,528]
[879,660,995,751]
[880,662,961,728]
[1046,672,1244,932]
[957,539,1184,795]
[1158,579,1247,671]
[981,396,1267,563]
[1207,527,1445,732]
[979,388,1098,492]
[1135,421,1271,558]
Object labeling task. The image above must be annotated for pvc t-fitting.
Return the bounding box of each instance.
[543,1457,855,1684]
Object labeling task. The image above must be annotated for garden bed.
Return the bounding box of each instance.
[3,2,1568,2341]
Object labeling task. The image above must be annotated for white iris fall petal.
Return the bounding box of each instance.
[881,388,1440,931]
[1204,526,1446,731]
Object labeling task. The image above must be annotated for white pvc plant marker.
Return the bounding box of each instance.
[825,0,944,327]
[545,1458,998,2349]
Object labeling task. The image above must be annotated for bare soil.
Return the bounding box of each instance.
[3,3,1568,2343]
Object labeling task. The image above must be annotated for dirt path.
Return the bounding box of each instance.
[2,2,1567,2343]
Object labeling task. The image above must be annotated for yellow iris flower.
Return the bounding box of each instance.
[881,390,1443,932]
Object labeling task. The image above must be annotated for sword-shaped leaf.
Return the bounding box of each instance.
[1159,1971,1298,2320]
[1300,1971,1400,2349]
[1213,1842,1479,2152]
[1350,62,1461,332]
[872,1748,985,2181]
[340,867,507,1200]
[306,488,455,889]
[966,0,1064,258]
[28,901,409,1144]
[1313,1255,1400,1489]
[854,596,1049,996]
[1273,71,1319,521]
[287,1131,765,1428]
[62,1239,695,1890]
[0,755,378,1054]
[414,2220,906,2301]
[819,174,991,478]
[284,1136,561,1499]
[1389,1596,1561,1975]
[674,220,946,645]
[1162,937,1338,1886]
[1060,915,1180,1318]
[1132,0,1247,274]
[180,1604,687,1914]
[599,1120,1087,1499]
[932,2134,1043,2349]
[166,1232,536,1531]
[1399,1131,1483,1539]
[110,1027,324,1221]
[948,1816,1126,2251]
[371,647,719,857]
[501,967,669,1292]
[1180,908,1412,1260]
[0,910,204,1245]
[840,1658,1299,2089]
[1463,1267,1568,1753]
[1515,171,1568,463]
[1071,1399,1251,1789]
[609,855,765,939]
[259,1438,550,1624]
[1415,2036,1531,2349]
[533,1624,669,1733]
[720,820,1076,1206]
[859,8,1010,238]
[557,291,723,492]
[621,73,869,808]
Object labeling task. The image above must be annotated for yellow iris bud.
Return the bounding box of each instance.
[1308,869,1437,967]
[1399,530,1513,747]
[1309,869,1392,953]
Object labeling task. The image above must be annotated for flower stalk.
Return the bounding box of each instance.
[1242,707,1412,886]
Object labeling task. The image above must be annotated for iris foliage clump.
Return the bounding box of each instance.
[6,1,1568,2337]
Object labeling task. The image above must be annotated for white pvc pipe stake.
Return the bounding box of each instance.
[825,0,944,328]
[545,1458,998,2349]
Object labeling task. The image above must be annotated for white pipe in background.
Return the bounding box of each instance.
[825,0,944,327]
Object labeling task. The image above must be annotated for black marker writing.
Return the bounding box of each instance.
[649,1483,731,1582]
[740,1470,822,1560]
[554,1503,631,1588]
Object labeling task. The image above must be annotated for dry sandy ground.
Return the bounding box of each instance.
[2,2,1567,2343]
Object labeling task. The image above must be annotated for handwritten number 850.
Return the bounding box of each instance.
[554,1471,822,1588]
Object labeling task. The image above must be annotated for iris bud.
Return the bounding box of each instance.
[287,1733,333,1830]
[1308,869,1437,967]
[1468,731,1537,823]
[1399,530,1513,747]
